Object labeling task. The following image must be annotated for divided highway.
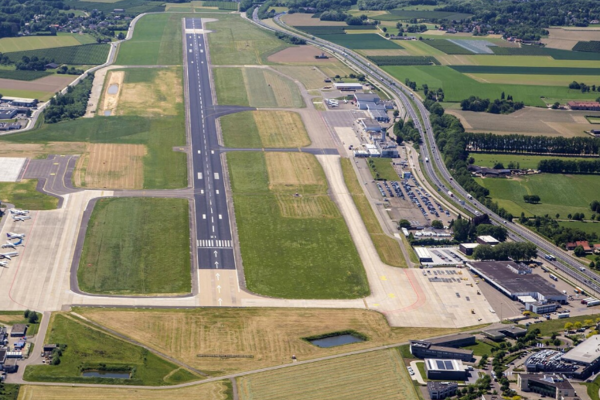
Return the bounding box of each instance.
[249,10,600,295]
[184,18,236,270]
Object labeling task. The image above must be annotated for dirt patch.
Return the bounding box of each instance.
[543,28,600,50]
[269,45,335,64]
[0,142,86,158]
[253,110,310,147]
[0,74,74,93]
[282,13,347,26]
[99,71,124,116]
[266,152,323,189]
[117,68,183,117]
[74,143,146,189]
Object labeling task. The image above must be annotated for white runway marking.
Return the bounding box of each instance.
[197,239,232,248]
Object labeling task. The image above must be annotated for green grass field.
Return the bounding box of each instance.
[368,158,399,181]
[558,221,600,236]
[424,39,474,55]
[475,174,600,217]
[116,13,182,65]
[451,65,600,75]
[207,15,289,65]
[0,70,51,80]
[383,65,600,106]
[5,43,110,65]
[0,33,94,53]
[0,180,58,210]
[462,340,498,356]
[24,314,199,385]
[471,154,597,170]
[78,198,191,295]
[227,152,368,299]
[5,116,187,190]
[523,313,600,336]
[317,33,403,50]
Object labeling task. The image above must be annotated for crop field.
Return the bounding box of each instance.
[116,13,182,65]
[273,66,327,90]
[227,151,367,299]
[0,74,73,100]
[7,116,187,190]
[76,307,465,375]
[78,198,191,295]
[587,116,600,124]
[423,39,474,54]
[207,16,289,65]
[5,43,110,65]
[573,41,600,53]
[367,55,439,66]
[24,314,198,385]
[543,28,600,51]
[451,65,600,75]
[0,179,58,210]
[466,73,600,87]
[473,54,600,67]
[202,1,237,10]
[296,26,345,35]
[17,381,231,400]
[237,349,416,400]
[383,65,600,106]
[341,159,405,267]
[214,67,304,108]
[0,33,94,53]
[72,0,165,13]
[0,70,51,80]
[475,173,600,217]
[73,144,146,189]
[558,221,600,237]
[282,13,347,27]
[316,34,403,50]
[471,153,596,170]
[220,110,310,148]
[388,10,472,20]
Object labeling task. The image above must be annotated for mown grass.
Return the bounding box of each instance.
[78,198,191,295]
[586,374,600,400]
[341,158,406,268]
[4,116,187,190]
[0,384,19,400]
[24,314,199,385]
[471,153,596,170]
[0,180,58,210]
[368,158,399,181]
[0,33,93,53]
[558,221,600,236]
[522,313,600,336]
[213,67,249,106]
[462,340,498,356]
[5,43,110,65]
[227,152,368,299]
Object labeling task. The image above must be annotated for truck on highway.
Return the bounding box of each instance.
[467,194,473,199]
[544,254,556,261]
[448,191,454,197]
[549,274,558,281]
[588,299,600,307]
[425,157,429,162]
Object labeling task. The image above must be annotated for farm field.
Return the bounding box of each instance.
[368,55,439,66]
[17,381,231,400]
[23,314,199,385]
[227,151,368,299]
[72,0,165,14]
[73,144,146,189]
[213,67,304,108]
[220,110,310,148]
[450,65,600,75]
[273,66,327,90]
[0,180,58,210]
[470,55,600,67]
[446,107,595,137]
[467,73,600,87]
[423,39,474,55]
[116,13,182,65]
[543,28,600,50]
[78,198,191,295]
[316,34,403,50]
[558,221,600,237]
[341,159,406,268]
[76,307,467,375]
[207,15,289,65]
[471,153,596,170]
[0,74,74,101]
[0,33,94,53]
[475,174,600,217]
[0,70,51,80]
[6,115,187,190]
[5,43,110,65]
[281,13,347,27]
[383,65,600,106]
[237,349,417,400]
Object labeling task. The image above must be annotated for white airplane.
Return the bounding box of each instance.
[0,252,17,260]
[0,261,7,267]
[7,233,25,239]
[9,209,29,215]
[1,242,16,249]
[12,216,31,222]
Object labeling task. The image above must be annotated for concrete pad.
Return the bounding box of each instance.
[0,158,26,182]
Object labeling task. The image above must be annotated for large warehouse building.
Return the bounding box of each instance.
[425,358,469,380]
[410,334,475,361]
[524,337,600,379]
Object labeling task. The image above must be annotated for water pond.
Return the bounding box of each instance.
[308,334,364,348]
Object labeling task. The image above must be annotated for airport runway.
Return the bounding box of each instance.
[184,18,236,270]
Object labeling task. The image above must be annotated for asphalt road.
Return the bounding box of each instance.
[184,18,235,270]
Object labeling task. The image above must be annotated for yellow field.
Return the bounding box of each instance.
[543,27,600,50]
[273,66,327,90]
[18,381,230,400]
[76,307,464,375]
[0,35,83,53]
[318,63,354,79]
[237,349,417,400]
[0,142,86,158]
[117,68,183,117]
[74,143,147,189]
[263,70,301,108]
[253,110,310,148]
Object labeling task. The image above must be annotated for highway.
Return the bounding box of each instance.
[184,18,236,270]
[249,10,600,296]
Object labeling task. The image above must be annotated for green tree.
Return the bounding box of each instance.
[574,246,586,257]
[431,220,443,229]
[574,321,583,330]
[563,322,573,331]
[399,219,411,229]
[28,312,38,324]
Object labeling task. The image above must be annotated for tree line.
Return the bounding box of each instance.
[520,214,598,249]
[537,158,600,174]
[523,195,541,204]
[44,74,93,123]
[473,241,537,261]
[465,133,599,155]
[460,95,524,115]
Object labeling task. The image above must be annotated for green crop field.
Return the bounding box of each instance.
[473,54,600,67]
[207,15,289,65]
[67,0,165,13]
[6,116,187,190]
[202,1,238,10]
[227,151,368,299]
[5,43,110,65]
[450,65,600,75]
[573,41,600,53]
[558,221,600,237]
[0,33,94,53]
[423,39,474,55]
[475,174,600,217]
[388,10,472,20]
[471,154,597,170]
[78,198,191,295]
[317,34,403,49]
[0,70,51,80]
[0,180,58,210]
[368,55,440,65]
[383,65,600,106]
[24,314,198,385]
[117,13,182,65]
[296,26,345,35]
[491,46,600,60]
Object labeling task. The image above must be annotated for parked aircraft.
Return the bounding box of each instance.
[13,216,31,222]
[1,242,16,249]
[9,209,29,216]
[0,261,7,267]
[7,233,25,239]
[0,252,17,260]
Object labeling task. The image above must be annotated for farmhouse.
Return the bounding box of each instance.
[568,101,600,111]
[566,241,591,252]
[333,83,363,91]
[45,62,59,69]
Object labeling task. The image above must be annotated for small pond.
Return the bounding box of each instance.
[82,370,131,379]
[107,84,119,95]
[104,110,111,116]
[308,334,364,348]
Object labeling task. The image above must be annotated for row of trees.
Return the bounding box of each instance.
[473,241,537,261]
[523,195,541,204]
[460,96,524,115]
[521,215,597,249]
[275,32,306,45]
[15,55,52,71]
[44,74,93,123]
[465,133,600,155]
[591,200,600,213]
[451,214,508,242]
[537,158,600,174]
[568,81,600,93]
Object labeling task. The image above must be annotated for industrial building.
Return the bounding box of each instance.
[414,247,433,263]
[10,324,27,337]
[410,334,475,361]
[483,326,527,341]
[427,381,458,399]
[517,374,577,400]
[333,83,363,91]
[524,338,600,379]
[354,93,380,108]
[0,97,38,107]
[476,235,500,246]
[358,118,382,133]
[467,261,567,304]
[459,243,479,256]
[0,109,17,119]
[425,358,468,380]
[367,103,390,122]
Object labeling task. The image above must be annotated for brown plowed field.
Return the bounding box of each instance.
[74,143,146,189]
[0,74,74,92]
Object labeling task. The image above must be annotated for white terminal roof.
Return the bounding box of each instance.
[414,247,432,259]
[478,235,499,243]
[562,336,600,365]
[517,295,537,303]
[333,82,363,88]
